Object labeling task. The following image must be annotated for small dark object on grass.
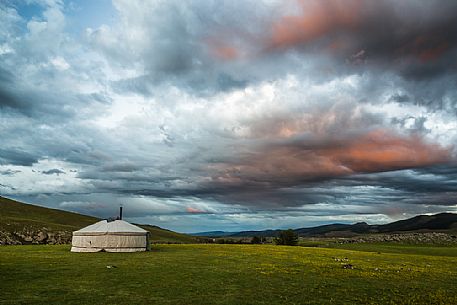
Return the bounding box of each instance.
[333,257,349,262]
[106,265,117,269]
[342,264,354,269]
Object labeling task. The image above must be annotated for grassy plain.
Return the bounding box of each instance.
[1,244,457,305]
[327,242,457,257]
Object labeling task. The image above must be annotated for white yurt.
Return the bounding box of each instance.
[71,219,150,252]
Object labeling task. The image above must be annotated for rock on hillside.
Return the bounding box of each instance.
[335,232,457,245]
[0,226,71,245]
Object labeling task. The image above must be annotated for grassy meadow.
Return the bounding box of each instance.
[1,243,457,304]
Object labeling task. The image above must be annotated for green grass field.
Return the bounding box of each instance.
[327,242,457,257]
[1,244,457,305]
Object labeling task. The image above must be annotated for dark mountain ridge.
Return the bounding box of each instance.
[195,213,457,237]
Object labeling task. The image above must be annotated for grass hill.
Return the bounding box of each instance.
[0,196,197,244]
[0,196,99,230]
[377,213,457,233]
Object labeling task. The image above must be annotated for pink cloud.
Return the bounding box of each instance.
[186,207,206,214]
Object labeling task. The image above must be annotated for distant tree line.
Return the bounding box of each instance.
[197,230,298,246]
[250,236,267,244]
[274,229,299,246]
[217,238,248,244]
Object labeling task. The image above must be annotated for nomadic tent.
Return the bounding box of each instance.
[71,220,149,252]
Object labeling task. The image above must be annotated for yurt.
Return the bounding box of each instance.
[71,219,150,252]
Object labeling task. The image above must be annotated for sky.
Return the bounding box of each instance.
[1,0,457,233]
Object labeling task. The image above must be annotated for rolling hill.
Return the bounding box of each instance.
[197,213,457,238]
[191,231,238,237]
[0,196,197,245]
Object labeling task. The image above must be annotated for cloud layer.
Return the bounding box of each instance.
[1,0,457,232]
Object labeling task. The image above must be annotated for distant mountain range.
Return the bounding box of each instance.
[3,195,457,243]
[192,231,239,237]
[193,213,457,237]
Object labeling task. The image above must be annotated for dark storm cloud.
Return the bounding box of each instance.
[0,87,23,110]
[257,0,457,79]
[99,162,142,173]
[0,148,38,166]
[41,168,65,175]
[0,66,29,111]
[0,85,63,116]
[71,128,453,209]
[358,165,457,195]
[0,183,16,190]
[88,167,457,212]
[0,169,21,176]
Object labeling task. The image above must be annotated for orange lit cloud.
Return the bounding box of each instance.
[209,129,451,185]
[205,0,364,60]
[186,207,206,214]
[399,36,450,63]
[206,37,240,60]
[213,45,238,60]
[418,43,449,62]
[266,0,452,65]
[268,0,362,50]
[325,130,451,173]
[202,0,453,71]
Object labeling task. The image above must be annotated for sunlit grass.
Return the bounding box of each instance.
[1,244,457,304]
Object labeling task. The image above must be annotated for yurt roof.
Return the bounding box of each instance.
[73,220,147,236]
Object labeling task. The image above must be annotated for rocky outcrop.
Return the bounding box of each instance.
[334,232,457,245]
[0,228,72,245]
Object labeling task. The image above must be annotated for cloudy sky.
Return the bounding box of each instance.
[1,0,457,233]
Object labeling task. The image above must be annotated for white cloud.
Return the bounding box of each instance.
[0,159,91,195]
[50,56,70,70]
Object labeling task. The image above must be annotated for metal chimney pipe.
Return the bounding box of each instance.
[119,206,123,220]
